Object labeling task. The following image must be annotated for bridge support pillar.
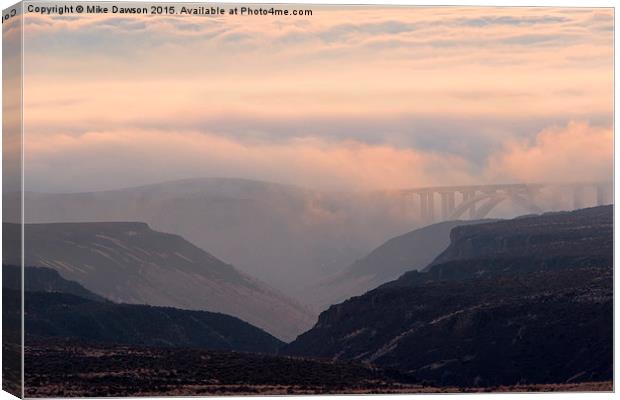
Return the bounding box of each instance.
[469,200,476,218]
[440,192,456,220]
[418,192,436,224]
[573,186,585,209]
[461,190,476,219]
[419,192,428,223]
[448,191,455,215]
[427,192,435,222]
[440,192,448,220]
[596,184,607,206]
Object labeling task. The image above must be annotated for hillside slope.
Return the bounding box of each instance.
[308,220,490,309]
[3,265,105,302]
[284,206,613,387]
[4,222,314,341]
[17,178,421,302]
[4,289,283,353]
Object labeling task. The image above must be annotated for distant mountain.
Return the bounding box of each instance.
[307,220,491,310]
[3,289,283,353]
[3,265,105,302]
[284,206,613,387]
[3,222,314,341]
[16,178,422,303]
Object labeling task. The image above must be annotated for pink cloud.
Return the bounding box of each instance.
[488,121,612,183]
[24,121,611,192]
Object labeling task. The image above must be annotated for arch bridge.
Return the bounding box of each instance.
[400,182,612,224]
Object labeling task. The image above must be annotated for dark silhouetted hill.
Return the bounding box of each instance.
[4,287,283,353]
[3,265,105,302]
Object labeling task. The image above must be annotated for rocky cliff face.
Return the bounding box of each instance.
[283,206,613,387]
[426,206,612,269]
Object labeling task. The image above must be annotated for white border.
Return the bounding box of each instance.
[0,1,616,400]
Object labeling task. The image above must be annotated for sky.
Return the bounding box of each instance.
[20,5,613,192]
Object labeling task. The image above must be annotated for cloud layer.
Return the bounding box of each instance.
[488,121,613,184]
[20,6,613,192]
[24,121,611,192]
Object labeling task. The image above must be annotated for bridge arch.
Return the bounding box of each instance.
[406,182,611,225]
[448,191,542,220]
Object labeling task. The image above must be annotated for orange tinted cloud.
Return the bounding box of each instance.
[23,7,612,121]
[487,121,613,184]
[24,129,476,191]
[19,7,613,191]
[24,121,611,192]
